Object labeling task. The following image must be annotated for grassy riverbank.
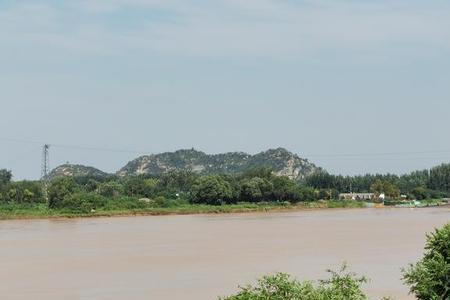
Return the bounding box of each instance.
[0,200,366,220]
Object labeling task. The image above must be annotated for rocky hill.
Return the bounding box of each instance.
[48,164,109,179]
[117,148,320,180]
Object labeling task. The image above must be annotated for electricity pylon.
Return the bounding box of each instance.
[41,144,50,202]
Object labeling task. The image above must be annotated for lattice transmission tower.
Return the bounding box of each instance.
[41,144,50,202]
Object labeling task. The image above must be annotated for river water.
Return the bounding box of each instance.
[1,207,449,300]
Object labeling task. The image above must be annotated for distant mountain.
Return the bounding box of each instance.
[117,148,321,180]
[48,164,109,179]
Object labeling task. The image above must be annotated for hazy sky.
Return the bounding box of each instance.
[1,0,450,180]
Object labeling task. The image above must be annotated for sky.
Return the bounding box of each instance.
[1,0,450,180]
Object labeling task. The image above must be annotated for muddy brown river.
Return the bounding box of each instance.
[1,207,449,300]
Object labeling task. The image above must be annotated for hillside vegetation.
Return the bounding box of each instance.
[48,164,109,180]
[117,148,320,180]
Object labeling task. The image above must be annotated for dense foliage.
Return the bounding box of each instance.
[1,162,449,212]
[403,223,450,300]
[191,175,234,205]
[0,169,43,204]
[220,264,387,300]
[305,164,450,199]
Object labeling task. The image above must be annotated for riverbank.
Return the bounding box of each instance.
[0,200,367,220]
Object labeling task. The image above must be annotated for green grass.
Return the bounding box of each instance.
[419,199,448,206]
[0,200,367,220]
[384,199,448,207]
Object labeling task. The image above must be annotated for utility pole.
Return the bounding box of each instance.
[41,144,50,203]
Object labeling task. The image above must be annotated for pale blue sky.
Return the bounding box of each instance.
[1,0,450,179]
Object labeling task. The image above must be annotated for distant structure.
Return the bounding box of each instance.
[339,193,375,201]
[41,144,50,201]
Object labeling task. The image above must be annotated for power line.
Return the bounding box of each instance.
[305,149,450,158]
[0,137,149,154]
[51,143,148,154]
[313,155,450,161]
[0,137,42,145]
[1,136,450,159]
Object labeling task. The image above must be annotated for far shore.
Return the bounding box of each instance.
[0,200,365,221]
[1,200,448,221]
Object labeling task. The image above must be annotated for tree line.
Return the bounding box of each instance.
[305,163,450,200]
[1,164,450,212]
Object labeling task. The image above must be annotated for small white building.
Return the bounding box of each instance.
[339,193,375,201]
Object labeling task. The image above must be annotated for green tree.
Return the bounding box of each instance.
[384,182,400,199]
[429,164,450,193]
[0,169,12,186]
[48,177,76,208]
[221,175,241,203]
[158,170,197,195]
[240,177,273,202]
[298,187,316,201]
[84,179,99,193]
[123,177,158,198]
[411,187,428,200]
[370,180,400,199]
[398,170,429,194]
[97,181,124,197]
[403,223,450,300]
[305,171,335,190]
[220,264,370,300]
[271,176,301,202]
[3,181,43,203]
[0,169,13,200]
[190,175,233,205]
[370,179,385,195]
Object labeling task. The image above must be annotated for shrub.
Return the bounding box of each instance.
[403,223,450,300]
[97,181,124,197]
[1,181,43,204]
[220,264,371,300]
[411,187,428,200]
[60,192,107,213]
[123,177,158,198]
[427,189,447,200]
[154,196,171,208]
[298,187,317,201]
[103,196,147,210]
[48,177,76,208]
